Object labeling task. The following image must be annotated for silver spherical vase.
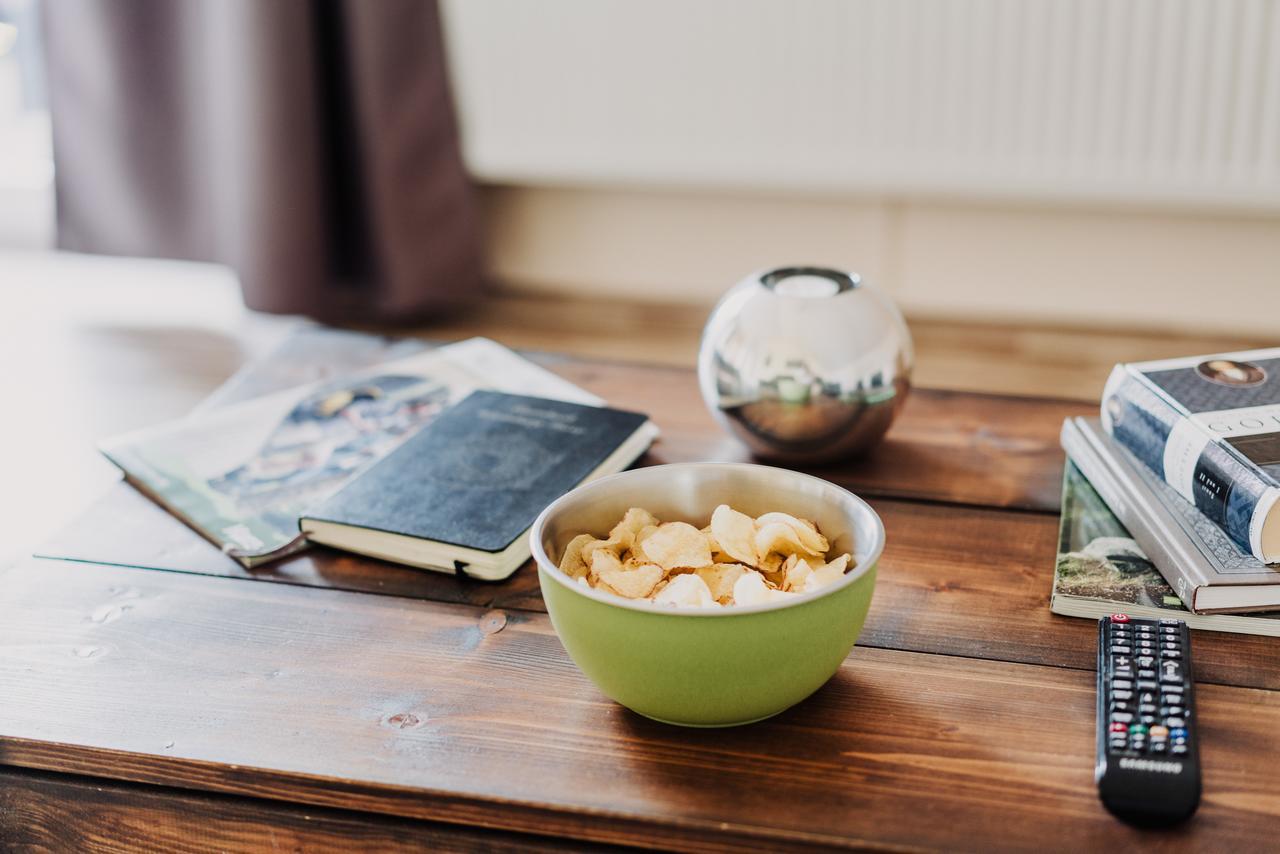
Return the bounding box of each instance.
[697,266,913,463]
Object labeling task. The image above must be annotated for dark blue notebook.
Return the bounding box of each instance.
[301,390,650,554]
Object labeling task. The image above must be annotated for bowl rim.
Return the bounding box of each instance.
[529,462,884,617]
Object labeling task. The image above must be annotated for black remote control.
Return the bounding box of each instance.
[1095,613,1201,825]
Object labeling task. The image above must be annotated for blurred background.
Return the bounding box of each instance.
[3,0,1279,329]
[1,0,1279,556]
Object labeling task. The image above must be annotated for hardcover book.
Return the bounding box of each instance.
[99,338,603,567]
[1062,417,1280,613]
[1101,348,1280,564]
[299,391,657,580]
[1051,458,1280,635]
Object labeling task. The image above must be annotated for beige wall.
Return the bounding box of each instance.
[484,186,1280,336]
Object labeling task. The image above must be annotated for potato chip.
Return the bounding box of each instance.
[755,511,830,555]
[614,507,659,542]
[710,504,758,566]
[588,549,623,583]
[641,521,712,570]
[694,562,747,603]
[755,521,823,559]
[653,573,718,608]
[558,533,597,579]
[629,524,661,562]
[783,555,814,592]
[732,569,798,606]
[592,550,665,599]
[583,507,659,563]
[804,553,852,592]
[757,550,785,576]
[564,505,852,608]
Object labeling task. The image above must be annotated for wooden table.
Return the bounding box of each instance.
[3,348,1278,852]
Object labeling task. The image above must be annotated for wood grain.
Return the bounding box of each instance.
[37,488,1280,691]
[1,559,1277,852]
[0,768,613,853]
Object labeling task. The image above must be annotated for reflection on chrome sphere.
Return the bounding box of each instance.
[697,266,913,463]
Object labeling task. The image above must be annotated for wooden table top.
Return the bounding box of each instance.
[3,347,1278,852]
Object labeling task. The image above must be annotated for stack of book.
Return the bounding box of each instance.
[1054,348,1280,636]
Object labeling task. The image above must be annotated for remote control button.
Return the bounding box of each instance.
[1162,641,1180,651]
[1160,661,1184,684]
[1138,669,1156,680]
[1111,701,1133,714]
[1110,645,1131,656]
[1110,721,1128,733]
[1159,619,1181,626]
[1138,691,1157,704]
[1138,703,1157,714]
[1113,667,1134,679]
[1136,655,1156,668]
[1161,625,1180,635]
[1171,744,1189,755]
[1111,614,1131,623]
[1162,705,1185,717]
[1162,650,1182,660]
[1129,723,1148,735]
[1166,717,1186,728]
[1111,712,1133,723]
[1170,726,1188,740]
[1137,680,1159,691]
[1149,741,1168,755]
[1139,714,1157,725]
[1112,690,1133,701]
[1149,725,1169,739]
[1112,679,1133,691]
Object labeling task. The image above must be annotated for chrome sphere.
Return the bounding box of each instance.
[697,266,913,463]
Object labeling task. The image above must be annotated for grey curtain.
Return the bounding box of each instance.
[40,0,485,322]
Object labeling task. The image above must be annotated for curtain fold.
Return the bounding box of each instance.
[41,0,485,322]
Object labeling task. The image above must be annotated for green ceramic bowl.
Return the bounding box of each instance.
[530,462,883,727]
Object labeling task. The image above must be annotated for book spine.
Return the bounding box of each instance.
[1101,367,1274,562]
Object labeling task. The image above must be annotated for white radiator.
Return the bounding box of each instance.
[441,0,1280,210]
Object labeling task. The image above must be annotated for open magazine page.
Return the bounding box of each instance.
[100,338,599,565]
[194,325,431,413]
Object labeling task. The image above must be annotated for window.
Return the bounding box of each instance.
[0,0,54,249]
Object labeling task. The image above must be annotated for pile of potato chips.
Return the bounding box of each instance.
[558,505,854,608]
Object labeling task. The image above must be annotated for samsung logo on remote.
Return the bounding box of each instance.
[1119,758,1183,774]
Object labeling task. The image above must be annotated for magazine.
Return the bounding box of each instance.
[100,337,600,567]
[1051,461,1280,636]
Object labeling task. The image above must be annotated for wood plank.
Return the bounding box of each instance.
[37,489,1279,692]
[1,560,1277,851]
[0,768,613,853]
